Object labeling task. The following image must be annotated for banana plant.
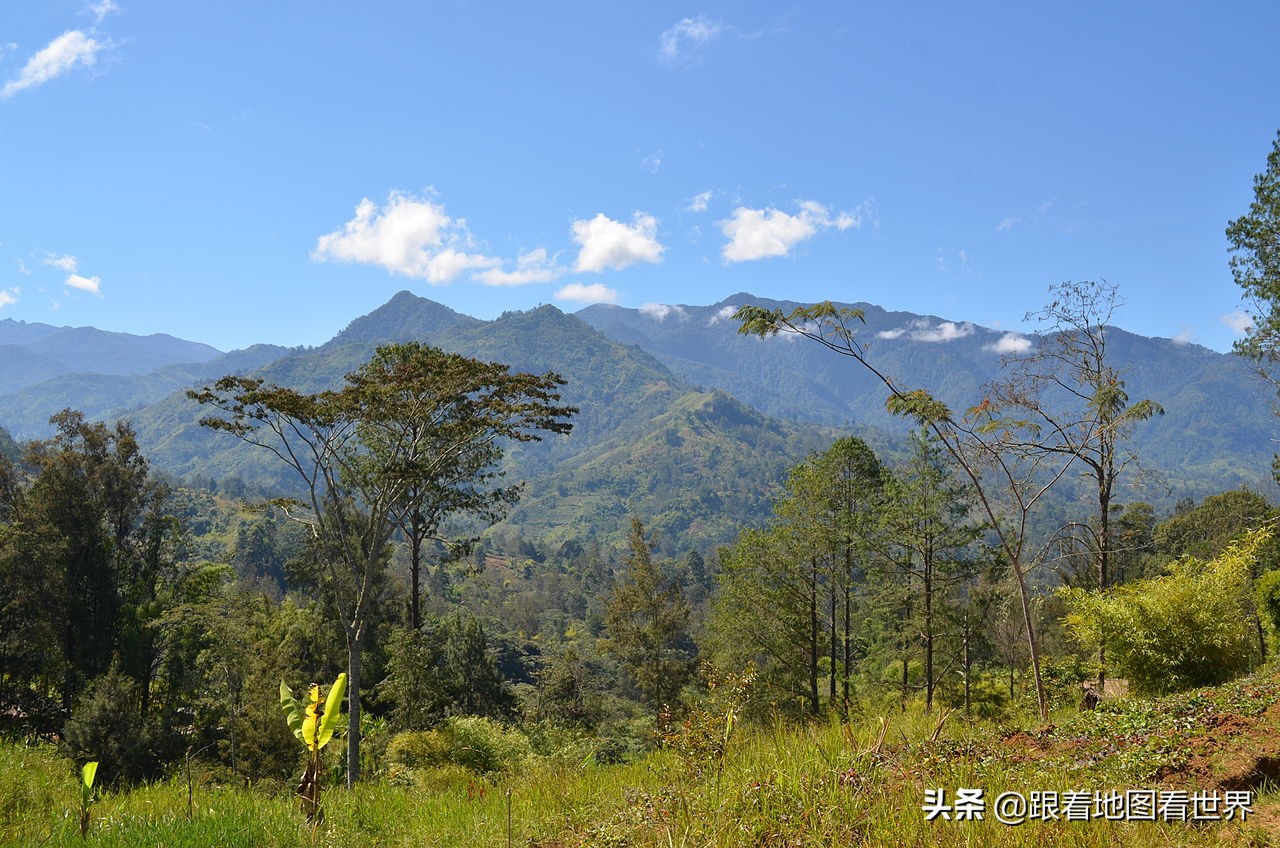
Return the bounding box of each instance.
[78,761,98,839]
[280,673,346,823]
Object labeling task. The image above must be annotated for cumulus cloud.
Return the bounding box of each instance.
[719,200,861,262]
[0,288,18,308]
[707,304,737,326]
[877,318,974,343]
[640,149,663,174]
[2,30,103,99]
[44,254,78,272]
[1221,309,1254,335]
[66,273,101,294]
[555,282,620,305]
[571,212,664,273]
[1171,328,1195,345]
[996,216,1020,233]
[688,190,712,212]
[659,16,722,64]
[640,303,688,321]
[475,248,563,287]
[312,192,499,284]
[988,333,1033,354]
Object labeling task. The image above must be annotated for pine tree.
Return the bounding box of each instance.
[603,518,695,716]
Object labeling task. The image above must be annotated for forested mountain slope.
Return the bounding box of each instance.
[578,293,1277,495]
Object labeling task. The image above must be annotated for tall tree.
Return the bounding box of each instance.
[1228,129,1280,456]
[987,280,1161,686]
[189,343,573,784]
[603,517,695,717]
[881,430,983,712]
[711,523,822,715]
[777,437,884,711]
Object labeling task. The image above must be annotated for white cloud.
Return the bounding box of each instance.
[555,282,620,305]
[66,273,101,294]
[17,259,30,275]
[996,216,1020,232]
[571,212,664,273]
[719,200,861,262]
[474,248,564,287]
[44,253,78,272]
[877,318,974,343]
[0,288,18,308]
[2,30,102,99]
[89,0,120,23]
[707,304,737,326]
[659,16,722,64]
[916,322,973,342]
[640,303,687,321]
[988,333,1033,354]
[1222,310,1253,335]
[1171,328,1195,345]
[640,148,663,174]
[312,192,499,284]
[688,190,712,212]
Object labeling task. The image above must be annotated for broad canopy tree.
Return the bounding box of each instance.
[189,341,574,785]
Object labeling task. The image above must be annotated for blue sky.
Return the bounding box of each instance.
[1,1,1277,352]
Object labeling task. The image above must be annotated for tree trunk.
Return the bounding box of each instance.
[962,612,971,718]
[809,557,819,716]
[1097,475,1110,690]
[924,549,934,714]
[345,627,362,787]
[409,515,423,631]
[842,582,851,712]
[829,574,837,703]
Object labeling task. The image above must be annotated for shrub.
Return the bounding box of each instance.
[1062,528,1268,695]
[386,716,532,776]
[61,668,158,786]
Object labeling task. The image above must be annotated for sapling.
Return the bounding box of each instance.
[78,760,98,839]
[280,673,347,823]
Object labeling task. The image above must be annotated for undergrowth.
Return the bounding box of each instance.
[3,670,1279,847]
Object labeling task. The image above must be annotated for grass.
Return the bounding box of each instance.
[4,673,1280,847]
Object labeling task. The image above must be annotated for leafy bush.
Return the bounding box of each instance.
[1062,529,1268,695]
[61,667,158,786]
[386,716,532,775]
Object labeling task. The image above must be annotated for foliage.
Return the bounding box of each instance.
[656,664,754,783]
[280,673,346,822]
[1153,487,1278,566]
[380,615,515,731]
[1062,528,1269,695]
[385,716,533,776]
[1228,130,1280,364]
[78,760,97,839]
[61,668,156,787]
[1256,567,1280,655]
[603,518,695,715]
[526,647,606,730]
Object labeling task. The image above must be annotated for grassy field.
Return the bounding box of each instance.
[4,671,1279,848]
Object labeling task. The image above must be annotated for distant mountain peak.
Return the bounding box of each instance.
[325,291,480,347]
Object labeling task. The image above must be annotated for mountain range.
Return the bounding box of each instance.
[0,291,1274,549]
